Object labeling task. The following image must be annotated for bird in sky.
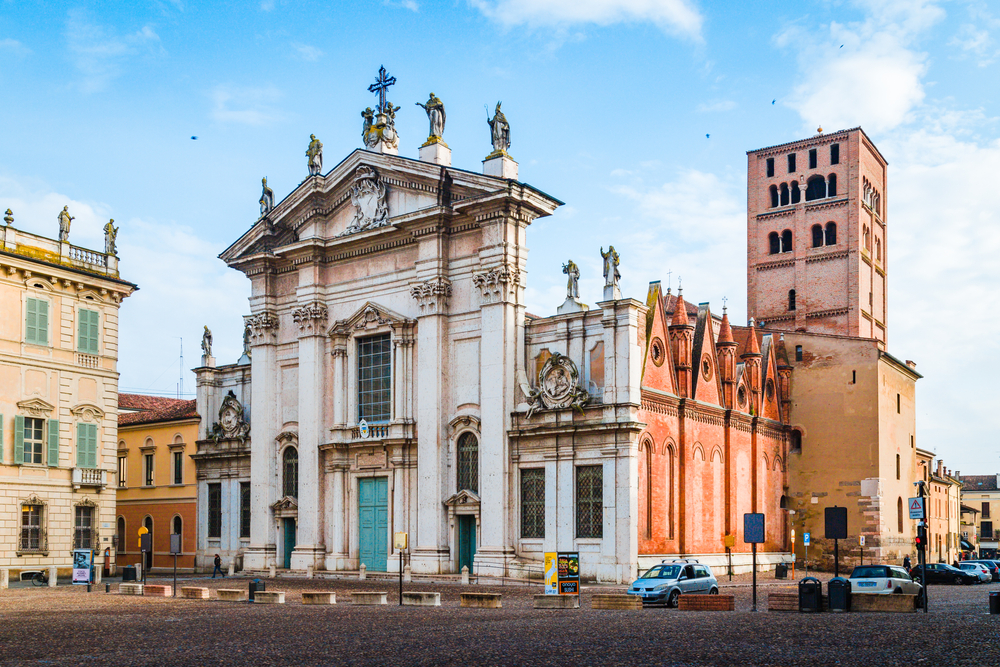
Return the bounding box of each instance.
[706,134,710,138]
[772,99,776,104]
[191,136,198,140]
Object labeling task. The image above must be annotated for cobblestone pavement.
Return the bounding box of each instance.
[1,574,998,666]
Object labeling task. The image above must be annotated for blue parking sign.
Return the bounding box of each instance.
[804,532,811,546]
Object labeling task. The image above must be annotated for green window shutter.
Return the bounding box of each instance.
[37,300,49,345]
[88,310,99,354]
[79,310,100,354]
[26,298,38,343]
[14,415,24,465]
[77,423,97,468]
[47,419,59,467]
[87,424,98,468]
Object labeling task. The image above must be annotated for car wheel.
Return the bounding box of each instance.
[893,587,902,594]
[709,587,719,595]
[667,590,680,608]
[954,576,964,585]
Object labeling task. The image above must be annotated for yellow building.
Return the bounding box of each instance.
[959,474,1000,559]
[116,394,199,572]
[0,212,135,579]
[916,450,961,564]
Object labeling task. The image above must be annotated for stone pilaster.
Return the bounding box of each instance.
[244,310,279,569]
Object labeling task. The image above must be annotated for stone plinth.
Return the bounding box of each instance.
[603,284,622,301]
[302,592,336,605]
[419,141,451,166]
[534,594,580,609]
[592,594,642,610]
[351,591,387,605]
[678,594,734,611]
[556,298,588,315]
[402,592,441,607]
[118,583,143,596]
[0,569,8,589]
[852,593,917,613]
[460,593,502,609]
[143,585,172,597]
[255,591,285,604]
[217,589,246,602]
[48,566,57,587]
[181,586,211,599]
[483,154,518,180]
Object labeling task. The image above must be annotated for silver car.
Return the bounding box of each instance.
[849,564,922,595]
[626,560,720,607]
[959,562,992,583]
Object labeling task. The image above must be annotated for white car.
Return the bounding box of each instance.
[959,562,991,583]
[849,565,922,595]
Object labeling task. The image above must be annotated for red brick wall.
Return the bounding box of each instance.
[116,501,197,570]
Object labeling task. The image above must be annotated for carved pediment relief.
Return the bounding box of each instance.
[443,489,481,508]
[71,403,105,422]
[329,301,414,337]
[271,496,298,518]
[209,391,250,444]
[448,414,481,435]
[17,398,55,417]
[523,352,589,419]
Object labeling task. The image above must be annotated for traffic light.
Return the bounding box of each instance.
[915,523,926,549]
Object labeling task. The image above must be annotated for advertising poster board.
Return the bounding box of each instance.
[72,549,92,584]
[544,552,581,595]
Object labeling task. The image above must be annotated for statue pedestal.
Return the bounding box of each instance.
[483,153,518,180]
[419,141,451,166]
[603,285,621,301]
[366,140,398,156]
[557,297,589,315]
[201,355,216,368]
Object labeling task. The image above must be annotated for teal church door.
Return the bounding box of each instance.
[359,477,388,571]
[458,515,476,574]
[282,518,296,569]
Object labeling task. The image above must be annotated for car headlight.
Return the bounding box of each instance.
[654,583,670,590]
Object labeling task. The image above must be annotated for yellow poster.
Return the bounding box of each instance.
[544,552,558,595]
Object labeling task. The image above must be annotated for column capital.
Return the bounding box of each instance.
[244,311,279,345]
[293,301,329,337]
[473,263,520,305]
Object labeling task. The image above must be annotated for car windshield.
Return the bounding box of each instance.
[959,564,976,570]
[940,564,960,572]
[850,566,887,578]
[640,565,681,579]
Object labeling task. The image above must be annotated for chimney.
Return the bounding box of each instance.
[936,460,943,477]
[906,360,917,369]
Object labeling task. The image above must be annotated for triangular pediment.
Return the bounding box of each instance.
[330,301,414,336]
[17,397,56,417]
[443,489,481,507]
[270,496,298,512]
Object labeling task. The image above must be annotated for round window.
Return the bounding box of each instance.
[737,386,747,408]
[701,356,712,381]
[651,337,665,367]
[766,379,775,401]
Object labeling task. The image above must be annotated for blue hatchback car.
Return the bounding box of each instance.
[626,560,720,607]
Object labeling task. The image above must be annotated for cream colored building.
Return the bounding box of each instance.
[0,217,135,579]
[916,450,961,563]
[959,474,1000,559]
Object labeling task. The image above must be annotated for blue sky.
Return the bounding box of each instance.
[2,0,998,471]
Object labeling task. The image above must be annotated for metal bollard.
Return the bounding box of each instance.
[106,583,110,593]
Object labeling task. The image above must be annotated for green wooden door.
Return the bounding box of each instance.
[359,477,388,572]
[458,515,476,574]
[282,518,296,569]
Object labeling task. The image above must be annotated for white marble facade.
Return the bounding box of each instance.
[204,145,645,583]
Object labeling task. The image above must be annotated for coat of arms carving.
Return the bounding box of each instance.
[525,352,589,419]
[209,390,250,443]
[344,165,389,235]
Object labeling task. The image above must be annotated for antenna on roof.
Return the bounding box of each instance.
[177,337,184,399]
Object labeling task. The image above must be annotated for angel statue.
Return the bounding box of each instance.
[415,92,446,141]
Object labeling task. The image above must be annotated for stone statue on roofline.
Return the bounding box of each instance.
[600,246,620,288]
[259,177,275,215]
[415,92,446,144]
[57,206,74,242]
[306,134,323,176]
[487,101,510,156]
[103,219,118,256]
[562,259,581,299]
[201,325,213,358]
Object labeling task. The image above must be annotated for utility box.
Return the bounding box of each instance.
[798,577,822,612]
[827,577,851,612]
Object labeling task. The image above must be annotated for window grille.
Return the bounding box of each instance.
[74,505,94,549]
[240,482,251,538]
[576,465,603,539]
[283,447,299,498]
[208,483,222,538]
[457,433,479,493]
[21,504,43,552]
[521,468,545,539]
[357,334,392,423]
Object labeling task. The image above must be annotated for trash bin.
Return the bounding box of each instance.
[121,566,137,582]
[775,563,788,580]
[798,577,823,612]
[249,578,265,603]
[827,576,851,612]
[990,591,1000,615]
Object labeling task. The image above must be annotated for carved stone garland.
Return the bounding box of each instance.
[524,351,589,419]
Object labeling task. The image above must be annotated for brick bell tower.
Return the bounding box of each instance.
[746,127,888,346]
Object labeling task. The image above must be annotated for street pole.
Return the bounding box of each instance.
[173,553,177,598]
[834,539,839,578]
[751,543,758,612]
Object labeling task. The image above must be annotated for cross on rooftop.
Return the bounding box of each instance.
[368,65,396,113]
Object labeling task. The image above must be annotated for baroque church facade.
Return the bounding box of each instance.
[193,78,794,582]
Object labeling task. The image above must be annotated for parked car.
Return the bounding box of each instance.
[963,560,1000,582]
[909,563,979,585]
[849,565,922,595]
[627,560,720,607]
[959,562,992,583]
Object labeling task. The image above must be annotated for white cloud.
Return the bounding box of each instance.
[696,99,736,113]
[65,10,165,93]
[469,0,703,40]
[0,38,31,57]
[385,0,420,11]
[291,42,324,62]
[950,23,997,66]
[260,0,275,11]
[210,85,285,126]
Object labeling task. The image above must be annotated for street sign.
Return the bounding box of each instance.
[170,533,182,555]
[909,497,925,520]
[723,533,736,548]
[394,531,408,550]
[825,506,848,540]
[803,532,811,546]
[859,535,866,547]
[743,513,765,544]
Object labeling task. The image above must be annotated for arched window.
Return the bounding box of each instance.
[897,497,904,533]
[788,289,796,311]
[781,229,793,253]
[779,183,789,206]
[863,226,871,250]
[117,516,125,554]
[768,232,780,255]
[790,181,801,204]
[805,175,826,201]
[790,430,802,452]
[825,222,837,245]
[173,515,182,537]
[876,237,882,262]
[812,224,824,248]
[769,185,778,208]
[282,447,298,498]
[643,442,653,539]
[457,432,479,493]
[827,173,837,197]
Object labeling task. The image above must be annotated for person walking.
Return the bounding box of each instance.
[212,554,225,578]
[903,555,912,570]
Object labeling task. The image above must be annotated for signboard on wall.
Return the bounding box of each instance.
[743,513,765,544]
[544,552,580,595]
